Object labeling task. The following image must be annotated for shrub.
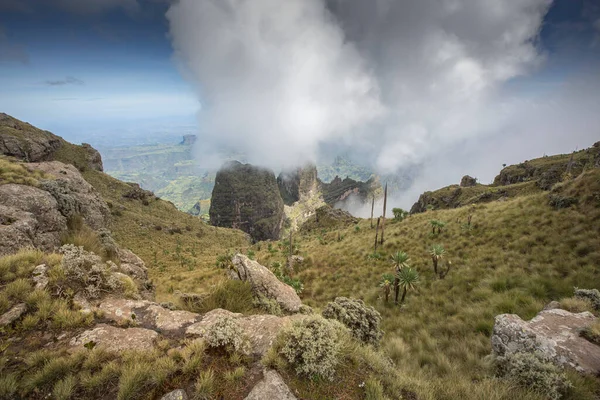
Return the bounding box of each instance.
[574,288,600,311]
[205,316,251,354]
[548,195,578,210]
[495,352,571,400]
[253,294,283,316]
[276,316,348,380]
[322,297,383,346]
[559,297,594,313]
[581,321,600,345]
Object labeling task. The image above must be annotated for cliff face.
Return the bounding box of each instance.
[210,161,284,241]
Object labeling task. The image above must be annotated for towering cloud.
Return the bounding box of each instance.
[167,0,599,208]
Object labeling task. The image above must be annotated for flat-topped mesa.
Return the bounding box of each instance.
[209,161,284,241]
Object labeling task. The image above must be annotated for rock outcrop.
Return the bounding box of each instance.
[277,164,320,206]
[492,308,600,375]
[209,161,284,241]
[245,370,297,400]
[186,308,305,355]
[230,254,302,313]
[70,324,158,351]
[0,184,68,255]
[30,161,110,230]
[460,175,477,187]
[0,113,62,162]
[0,303,27,327]
[300,205,358,233]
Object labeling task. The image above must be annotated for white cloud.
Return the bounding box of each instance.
[167,0,554,173]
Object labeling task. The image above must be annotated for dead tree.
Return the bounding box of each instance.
[370,195,375,229]
[374,217,381,253]
[380,183,388,245]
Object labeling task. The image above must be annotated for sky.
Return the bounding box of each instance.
[1,0,599,207]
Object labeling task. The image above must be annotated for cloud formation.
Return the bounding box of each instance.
[45,76,84,86]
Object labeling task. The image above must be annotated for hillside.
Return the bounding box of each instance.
[410,142,600,213]
[1,113,599,400]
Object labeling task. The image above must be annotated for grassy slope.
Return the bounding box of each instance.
[248,169,600,399]
[82,170,249,303]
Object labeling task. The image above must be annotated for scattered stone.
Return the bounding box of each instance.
[244,370,297,400]
[143,304,199,333]
[32,264,48,290]
[70,324,158,352]
[543,301,561,311]
[231,254,302,313]
[0,303,27,327]
[98,297,152,323]
[492,309,600,375]
[161,389,188,400]
[73,293,94,315]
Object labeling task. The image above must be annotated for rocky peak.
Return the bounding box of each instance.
[209,161,284,241]
[277,164,320,206]
[460,175,477,187]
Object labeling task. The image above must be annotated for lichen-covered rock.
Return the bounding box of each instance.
[244,370,297,400]
[0,303,27,327]
[230,254,302,313]
[69,324,158,351]
[0,184,67,255]
[161,389,188,400]
[32,264,48,290]
[118,248,148,281]
[29,161,110,230]
[81,143,103,172]
[574,288,600,311]
[209,161,284,241]
[491,309,600,375]
[186,309,305,355]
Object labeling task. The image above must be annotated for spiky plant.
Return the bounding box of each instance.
[379,274,395,303]
[396,267,419,304]
[430,244,445,276]
[390,251,411,304]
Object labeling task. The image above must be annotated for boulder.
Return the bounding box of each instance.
[0,303,27,327]
[186,308,305,355]
[0,184,67,255]
[70,324,158,351]
[209,161,284,241]
[32,264,48,290]
[118,248,148,281]
[244,370,297,400]
[81,143,103,172]
[491,309,600,375]
[460,175,477,187]
[29,161,110,230]
[231,254,302,313]
[161,389,188,400]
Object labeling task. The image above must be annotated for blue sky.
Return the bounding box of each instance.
[0,0,599,150]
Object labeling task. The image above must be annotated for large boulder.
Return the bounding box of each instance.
[491,308,600,375]
[209,161,284,241]
[244,370,297,400]
[0,184,67,255]
[28,161,110,230]
[231,254,302,313]
[460,175,477,187]
[186,308,305,355]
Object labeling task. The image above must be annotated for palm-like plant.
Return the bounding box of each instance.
[379,273,395,303]
[390,251,410,304]
[430,220,438,234]
[396,267,419,304]
[430,244,445,276]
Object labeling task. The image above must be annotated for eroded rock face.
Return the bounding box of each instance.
[0,113,62,162]
[29,161,110,230]
[81,143,103,172]
[492,309,600,375]
[70,324,158,351]
[209,161,284,241]
[460,175,477,187]
[186,308,305,355]
[244,370,297,400]
[0,184,67,255]
[231,254,302,313]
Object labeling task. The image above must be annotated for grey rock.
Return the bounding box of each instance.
[161,389,188,400]
[0,303,27,327]
[245,370,297,400]
[81,143,103,172]
[543,301,561,311]
[186,308,305,355]
[32,264,48,290]
[69,324,158,352]
[460,175,477,187]
[231,254,302,313]
[492,309,600,375]
[0,113,62,162]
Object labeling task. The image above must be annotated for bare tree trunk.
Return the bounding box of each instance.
[370,195,375,229]
[394,277,400,304]
[374,217,380,253]
[380,183,388,245]
[401,287,407,303]
[432,257,438,275]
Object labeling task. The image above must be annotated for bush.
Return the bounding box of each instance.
[548,195,578,209]
[276,316,348,380]
[205,316,250,354]
[495,352,571,400]
[574,287,600,311]
[581,321,600,345]
[322,297,383,346]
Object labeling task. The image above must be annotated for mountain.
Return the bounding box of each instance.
[1,113,599,400]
